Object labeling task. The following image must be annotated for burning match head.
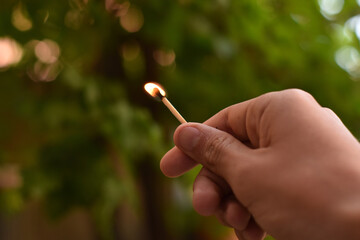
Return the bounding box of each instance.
[144,82,166,101]
[144,81,187,124]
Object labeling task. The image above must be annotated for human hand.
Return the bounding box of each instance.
[160,89,360,240]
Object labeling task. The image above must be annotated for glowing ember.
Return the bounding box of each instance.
[144,82,166,98]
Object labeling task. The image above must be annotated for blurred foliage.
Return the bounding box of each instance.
[0,0,360,239]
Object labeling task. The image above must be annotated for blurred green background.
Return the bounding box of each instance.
[0,0,360,239]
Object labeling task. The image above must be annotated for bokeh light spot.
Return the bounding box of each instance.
[27,61,62,82]
[318,0,344,18]
[117,1,131,17]
[11,4,32,32]
[0,37,23,69]
[106,0,130,17]
[35,39,61,64]
[335,46,360,77]
[153,49,176,67]
[120,7,144,33]
[345,15,360,40]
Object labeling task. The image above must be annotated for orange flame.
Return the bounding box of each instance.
[144,82,166,98]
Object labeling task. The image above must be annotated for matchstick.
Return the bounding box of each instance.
[161,97,187,124]
[144,82,187,124]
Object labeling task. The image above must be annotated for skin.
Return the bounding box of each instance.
[160,89,360,240]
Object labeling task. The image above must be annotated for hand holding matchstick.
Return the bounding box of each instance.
[144,82,187,124]
[160,89,360,240]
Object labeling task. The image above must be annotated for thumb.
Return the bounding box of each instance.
[174,123,251,180]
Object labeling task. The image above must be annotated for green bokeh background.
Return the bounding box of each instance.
[0,0,359,239]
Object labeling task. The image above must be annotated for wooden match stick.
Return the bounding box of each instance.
[161,97,187,124]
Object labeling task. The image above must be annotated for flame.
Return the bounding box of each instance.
[144,82,166,98]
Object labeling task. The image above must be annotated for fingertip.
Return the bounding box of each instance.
[192,172,223,216]
[223,199,250,231]
[193,185,221,216]
[160,147,198,177]
[242,218,266,240]
[173,122,199,137]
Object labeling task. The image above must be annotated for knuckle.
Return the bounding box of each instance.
[268,89,316,110]
[260,89,314,107]
[323,107,334,114]
[282,88,313,102]
[323,107,341,122]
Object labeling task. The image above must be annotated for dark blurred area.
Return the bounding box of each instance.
[0,0,359,239]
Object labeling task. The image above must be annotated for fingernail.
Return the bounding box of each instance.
[177,127,201,151]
